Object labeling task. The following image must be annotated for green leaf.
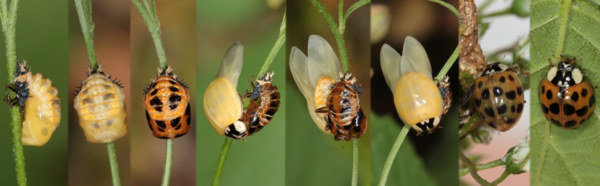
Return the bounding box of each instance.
[530,0,600,184]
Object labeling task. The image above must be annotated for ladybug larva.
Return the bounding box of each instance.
[290,35,367,140]
[380,36,451,134]
[471,62,525,131]
[144,66,191,139]
[203,42,247,139]
[74,66,127,143]
[240,72,280,136]
[539,55,595,129]
[5,62,61,146]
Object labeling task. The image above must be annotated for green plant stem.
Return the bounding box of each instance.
[429,0,459,17]
[491,169,511,185]
[1,0,26,185]
[162,139,173,186]
[481,9,511,18]
[257,10,286,77]
[132,0,167,69]
[459,150,491,185]
[74,0,98,71]
[435,45,459,81]
[351,139,359,186]
[556,0,572,56]
[460,159,505,177]
[212,138,232,186]
[106,142,121,186]
[377,125,410,186]
[310,0,351,72]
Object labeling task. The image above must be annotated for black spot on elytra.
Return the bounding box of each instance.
[185,105,191,124]
[576,106,588,117]
[154,106,162,112]
[590,95,595,107]
[517,86,523,95]
[546,90,553,99]
[475,98,482,107]
[169,104,178,110]
[478,81,483,88]
[549,103,560,114]
[493,87,503,96]
[169,80,177,85]
[517,103,523,113]
[508,75,515,81]
[506,91,517,100]
[541,85,545,94]
[542,104,549,114]
[565,120,577,128]
[150,89,158,96]
[169,95,181,103]
[571,92,579,102]
[146,112,154,130]
[83,98,92,105]
[497,104,507,114]
[169,86,179,92]
[550,119,561,127]
[171,117,181,129]
[150,97,162,106]
[103,93,114,100]
[484,107,495,117]
[563,104,575,116]
[155,120,166,131]
[582,88,588,97]
[505,118,516,124]
[499,76,506,83]
[482,89,490,99]
[511,105,516,112]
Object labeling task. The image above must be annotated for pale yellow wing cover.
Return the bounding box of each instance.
[289,35,341,133]
[203,42,244,136]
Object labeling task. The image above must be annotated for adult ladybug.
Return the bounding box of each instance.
[289,35,367,141]
[472,62,525,131]
[74,65,127,143]
[539,56,595,129]
[5,62,61,146]
[204,42,247,139]
[144,66,191,139]
[379,37,452,134]
[240,72,280,136]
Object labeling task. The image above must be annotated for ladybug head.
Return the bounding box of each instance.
[158,66,175,77]
[548,56,583,87]
[481,62,509,76]
[224,121,247,139]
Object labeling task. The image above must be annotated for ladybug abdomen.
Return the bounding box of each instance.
[540,79,595,129]
[144,76,191,139]
[475,72,524,131]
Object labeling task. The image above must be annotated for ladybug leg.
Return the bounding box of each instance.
[459,85,475,106]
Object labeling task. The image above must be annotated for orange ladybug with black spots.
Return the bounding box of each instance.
[539,56,595,129]
[473,62,525,132]
[144,66,191,139]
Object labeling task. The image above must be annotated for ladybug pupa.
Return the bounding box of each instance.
[6,62,61,146]
[240,72,281,136]
[380,36,450,134]
[74,65,127,143]
[289,35,367,140]
[144,66,191,139]
[203,42,247,139]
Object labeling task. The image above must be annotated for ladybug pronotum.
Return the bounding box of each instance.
[74,65,127,143]
[289,35,367,140]
[5,62,61,146]
[472,62,525,132]
[240,72,280,136]
[144,66,191,139]
[380,36,452,134]
[539,56,595,129]
[204,42,247,139]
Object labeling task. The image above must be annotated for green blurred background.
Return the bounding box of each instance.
[196,0,286,185]
[131,0,196,185]
[0,0,69,185]
[286,0,371,185]
[370,0,458,185]
[68,0,130,185]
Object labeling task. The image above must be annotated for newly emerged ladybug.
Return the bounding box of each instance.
[472,62,525,131]
[5,62,61,146]
[290,35,367,140]
[74,66,127,143]
[144,66,191,139]
[240,72,280,136]
[204,42,247,139]
[539,56,595,129]
[380,36,451,134]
